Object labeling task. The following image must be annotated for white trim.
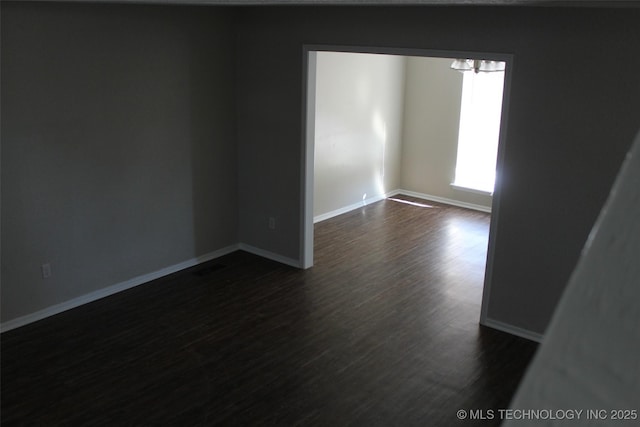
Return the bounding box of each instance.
[481,317,544,343]
[0,244,239,333]
[480,55,513,328]
[312,188,491,221]
[450,183,493,197]
[397,189,492,213]
[301,49,317,269]
[313,191,398,223]
[239,243,302,268]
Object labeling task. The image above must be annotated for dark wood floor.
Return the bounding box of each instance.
[1,195,538,426]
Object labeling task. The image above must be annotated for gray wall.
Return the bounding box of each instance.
[313,51,405,218]
[400,56,492,208]
[3,3,640,338]
[506,130,640,426]
[235,6,640,335]
[1,3,238,322]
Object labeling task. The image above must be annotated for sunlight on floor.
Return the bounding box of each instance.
[387,197,435,208]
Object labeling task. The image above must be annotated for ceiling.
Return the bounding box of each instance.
[20,0,640,7]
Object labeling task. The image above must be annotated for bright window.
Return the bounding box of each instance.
[452,69,505,194]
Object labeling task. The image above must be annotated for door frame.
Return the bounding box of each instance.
[300,44,514,326]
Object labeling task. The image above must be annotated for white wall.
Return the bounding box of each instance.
[400,56,492,208]
[313,53,492,221]
[313,52,405,218]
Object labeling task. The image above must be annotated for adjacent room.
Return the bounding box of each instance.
[309,50,506,320]
[311,51,504,223]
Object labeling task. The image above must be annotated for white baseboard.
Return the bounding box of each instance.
[397,189,492,213]
[395,192,535,343]
[0,190,491,334]
[0,244,240,333]
[395,191,531,342]
[239,243,302,268]
[314,190,490,224]
[314,191,399,223]
[481,318,544,343]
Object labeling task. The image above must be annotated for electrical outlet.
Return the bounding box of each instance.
[268,217,276,230]
[41,263,52,279]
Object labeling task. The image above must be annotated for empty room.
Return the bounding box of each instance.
[309,48,505,287]
[2,1,639,425]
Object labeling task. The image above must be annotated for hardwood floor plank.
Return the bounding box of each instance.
[1,195,537,426]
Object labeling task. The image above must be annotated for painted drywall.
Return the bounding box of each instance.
[504,130,640,426]
[3,2,639,340]
[1,3,238,322]
[313,52,405,217]
[400,56,492,208]
[235,6,640,335]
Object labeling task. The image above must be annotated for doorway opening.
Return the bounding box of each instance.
[301,46,512,325]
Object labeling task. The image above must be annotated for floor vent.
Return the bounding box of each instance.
[192,264,226,277]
